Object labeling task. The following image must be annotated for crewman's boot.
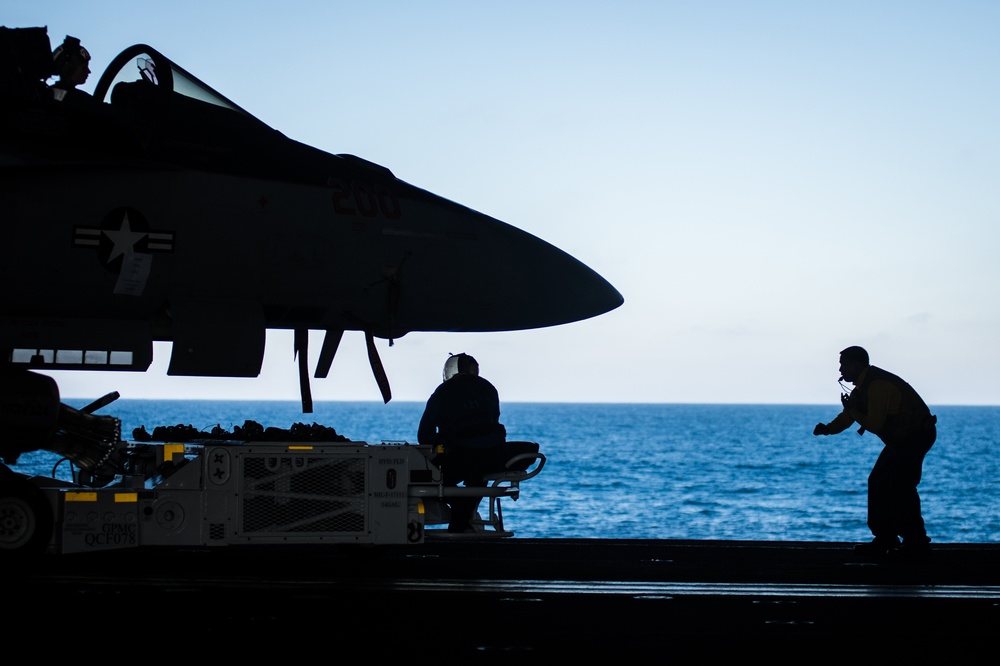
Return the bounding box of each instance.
[853,536,900,556]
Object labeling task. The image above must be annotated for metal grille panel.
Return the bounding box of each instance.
[239,454,366,536]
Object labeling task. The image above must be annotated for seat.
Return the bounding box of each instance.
[471,445,546,536]
[410,441,546,537]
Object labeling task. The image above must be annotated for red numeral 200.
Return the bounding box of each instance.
[328,177,402,220]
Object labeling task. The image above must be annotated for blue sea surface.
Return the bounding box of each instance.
[15,401,1000,543]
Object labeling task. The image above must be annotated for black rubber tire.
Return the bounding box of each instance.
[0,475,54,556]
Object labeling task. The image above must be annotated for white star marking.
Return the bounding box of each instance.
[103,211,147,262]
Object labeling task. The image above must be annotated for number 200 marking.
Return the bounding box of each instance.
[328,177,402,220]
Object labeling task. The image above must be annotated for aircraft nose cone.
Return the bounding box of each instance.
[383,206,624,335]
[488,226,624,331]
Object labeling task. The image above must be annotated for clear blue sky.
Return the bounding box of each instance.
[12,2,1000,406]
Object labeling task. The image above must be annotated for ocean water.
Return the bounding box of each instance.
[13,400,1000,544]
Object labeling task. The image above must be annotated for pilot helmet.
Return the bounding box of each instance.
[53,36,90,71]
[443,353,478,382]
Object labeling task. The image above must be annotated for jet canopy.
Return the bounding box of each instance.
[95,44,256,121]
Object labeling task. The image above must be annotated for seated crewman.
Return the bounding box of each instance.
[418,353,509,532]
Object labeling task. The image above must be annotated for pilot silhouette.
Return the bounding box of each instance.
[50,35,91,100]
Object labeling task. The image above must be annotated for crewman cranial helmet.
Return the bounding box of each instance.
[52,35,90,71]
[443,353,479,382]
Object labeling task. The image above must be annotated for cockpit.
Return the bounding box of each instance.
[2,27,378,186]
[94,44,256,120]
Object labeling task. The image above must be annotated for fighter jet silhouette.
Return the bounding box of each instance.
[0,27,623,414]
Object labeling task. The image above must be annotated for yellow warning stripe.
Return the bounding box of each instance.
[64,492,138,503]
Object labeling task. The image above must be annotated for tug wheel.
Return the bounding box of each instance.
[0,476,53,556]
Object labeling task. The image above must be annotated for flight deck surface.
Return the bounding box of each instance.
[14,538,999,659]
